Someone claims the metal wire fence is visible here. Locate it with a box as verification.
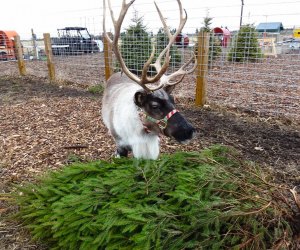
[0,0,299,123]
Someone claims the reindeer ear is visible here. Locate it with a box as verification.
[134,91,147,107]
[163,85,176,94]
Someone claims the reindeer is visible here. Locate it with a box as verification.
[102,0,196,160]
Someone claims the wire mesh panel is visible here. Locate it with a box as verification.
[207,27,300,121]
[0,0,299,122]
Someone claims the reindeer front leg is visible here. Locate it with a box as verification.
[115,143,132,158]
[131,136,160,160]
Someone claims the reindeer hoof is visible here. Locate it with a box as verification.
[116,147,129,157]
[114,151,121,158]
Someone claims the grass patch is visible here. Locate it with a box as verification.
[12,145,296,249]
[87,84,104,95]
[65,153,84,164]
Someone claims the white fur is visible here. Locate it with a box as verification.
[102,73,160,160]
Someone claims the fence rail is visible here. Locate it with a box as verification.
[0,1,299,123]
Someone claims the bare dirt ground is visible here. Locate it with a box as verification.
[1,52,299,124]
[0,75,299,249]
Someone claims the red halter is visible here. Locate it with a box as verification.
[139,109,179,133]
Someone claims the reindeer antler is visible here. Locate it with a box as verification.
[103,0,196,92]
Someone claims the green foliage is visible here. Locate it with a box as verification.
[119,10,152,75]
[208,35,222,62]
[65,153,84,164]
[201,16,213,32]
[195,15,222,62]
[13,145,293,249]
[87,84,104,95]
[228,24,263,62]
[118,11,182,76]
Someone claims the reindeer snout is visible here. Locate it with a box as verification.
[172,123,196,144]
[165,113,196,144]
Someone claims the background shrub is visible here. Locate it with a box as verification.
[228,24,263,62]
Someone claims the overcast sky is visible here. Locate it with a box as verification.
[1,0,299,39]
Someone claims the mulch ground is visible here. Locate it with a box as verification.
[0,75,299,249]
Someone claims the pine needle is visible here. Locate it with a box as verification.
[9,145,298,249]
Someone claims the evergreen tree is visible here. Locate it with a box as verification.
[120,10,152,75]
[195,16,222,62]
[202,16,213,32]
[228,24,262,62]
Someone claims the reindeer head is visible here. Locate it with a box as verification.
[134,86,195,143]
[103,0,196,144]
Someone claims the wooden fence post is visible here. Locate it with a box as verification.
[14,35,26,76]
[43,33,56,81]
[195,31,209,106]
[31,28,38,60]
[103,32,113,81]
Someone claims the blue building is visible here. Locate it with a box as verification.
[256,22,284,33]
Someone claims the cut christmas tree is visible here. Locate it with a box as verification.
[12,146,298,249]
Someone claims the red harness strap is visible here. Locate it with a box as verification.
[166,109,178,120]
[139,109,179,134]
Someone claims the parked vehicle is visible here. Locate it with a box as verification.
[0,30,18,60]
[51,27,99,55]
[276,38,300,52]
[95,40,104,52]
[277,38,299,45]
[175,33,189,48]
[289,39,300,50]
